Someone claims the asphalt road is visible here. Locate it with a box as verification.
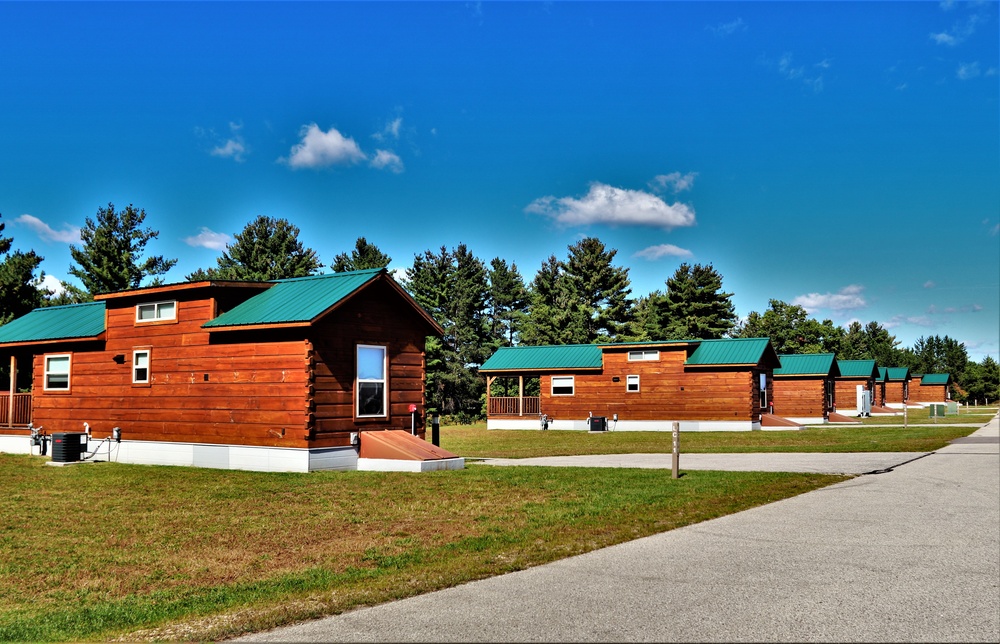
[239,415,1000,642]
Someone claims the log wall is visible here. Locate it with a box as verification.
[772,377,830,418]
[834,378,874,410]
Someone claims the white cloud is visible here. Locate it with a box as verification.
[709,17,746,37]
[184,227,231,251]
[211,138,247,162]
[374,117,403,141]
[649,172,698,194]
[283,123,367,169]
[957,61,981,80]
[923,281,936,289]
[39,274,65,295]
[885,314,935,329]
[791,284,867,312]
[15,214,81,244]
[634,244,693,260]
[370,149,404,173]
[930,11,985,46]
[525,182,697,230]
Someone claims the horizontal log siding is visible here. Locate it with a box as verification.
[884,381,908,404]
[834,378,874,410]
[539,347,759,422]
[771,377,828,418]
[908,381,947,403]
[31,296,311,447]
[309,279,429,445]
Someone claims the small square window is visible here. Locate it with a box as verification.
[627,350,659,361]
[44,354,71,391]
[357,344,387,417]
[626,374,640,392]
[552,376,575,396]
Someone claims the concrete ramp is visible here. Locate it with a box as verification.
[357,430,465,472]
[760,414,804,430]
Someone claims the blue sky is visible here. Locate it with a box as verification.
[1,1,997,361]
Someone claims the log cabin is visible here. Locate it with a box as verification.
[881,366,913,408]
[771,353,839,424]
[0,268,462,472]
[480,338,783,431]
[908,373,951,406]
[833,359,880,416]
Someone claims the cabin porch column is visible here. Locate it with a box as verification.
[518,376,524,416]
[7,355,14,429]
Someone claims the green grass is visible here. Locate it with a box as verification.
[0,454,844,642]
[440,407,996,459]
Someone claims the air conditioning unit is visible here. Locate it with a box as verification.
[51,433,87,463]
[589,416,607,432]
[857,385,872,417]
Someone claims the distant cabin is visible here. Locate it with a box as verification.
[881,367,913,408]
[771,353,840,424]
[834,359,880,415]
[480,338,783,432]
[0,269,462,472]
[909,373,951,406]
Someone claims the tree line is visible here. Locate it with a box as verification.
[1,205,997,413]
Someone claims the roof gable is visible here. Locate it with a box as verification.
[885,367,911,381]
[480,344,603,372]
[202,269,441,333]
[685,338,780,368]
[837,359,878,378]
[0,302,106,346]
[917,373,950,385]
[774,353,839,377]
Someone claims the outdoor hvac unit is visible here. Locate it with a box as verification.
[589,416,608,432]
[856,385,872,417]
[51,433,87,463]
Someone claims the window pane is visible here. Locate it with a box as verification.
[358,382,385,416]
[552,376,574,395]
[627,375,640,392]
[157,301,175,319]
[46,356,70,374]
[137,304,156,320]
[46,374,69,389]
[134,352,149,368]
[357,346,385,380]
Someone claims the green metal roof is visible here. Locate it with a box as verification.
[837,359,878,378]
[684,338,776,366]
[774,353,839,377]
[0,302,106,345]
[885,367,911,381]
[917,373,950,385]
[480,344,603,372]
[204,269,383,328]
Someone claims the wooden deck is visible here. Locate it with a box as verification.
[488,396,540,417]
[0,393,32,427]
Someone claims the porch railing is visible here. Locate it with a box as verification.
[488,396,540,416]
[0,393,32,427]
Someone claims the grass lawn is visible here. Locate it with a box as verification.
[0,454,844,642]
[440,407,996,459]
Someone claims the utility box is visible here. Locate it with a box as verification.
[51,433,87,463]
[589,416,607,432]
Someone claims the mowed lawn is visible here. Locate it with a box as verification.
[0,455,843,642]
[441,408,995,459]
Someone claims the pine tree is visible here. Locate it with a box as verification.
[486,257,529,348]
[0,214,44,324]
[331,237,392,272]
[69,203,177,294]
[520,255,589,345]
[186,215,322,281]
[562,237,634,342]
[655,263,736,340]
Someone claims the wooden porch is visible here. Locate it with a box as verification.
[0,393,32,427]
[485,374,541,417]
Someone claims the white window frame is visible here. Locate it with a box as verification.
[627,349,659,362]
[44,354,72,391]
[133,349,151,385]
[135,300,177,323]
[551,376,575,396]
[356,344,388,418]
[626,374,640,392]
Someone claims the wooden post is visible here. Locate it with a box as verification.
[486,376,493,417]
[518,375,524,417]
[7,356,14,429]
[671,421,680,479]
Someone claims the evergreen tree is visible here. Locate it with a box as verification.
[862,321,903,368]
[0,214,44,324]
[486,257,529,347]
[655,263,736,340]
[41,281,92,307]
[186,215,322,281]
[562,237,634,342]
[520,255,589,345]
[331,237,392,272]
[69,203,177,294]
[962,356,999,405]
[903,335,968,379]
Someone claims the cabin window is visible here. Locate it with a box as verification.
[357,344,387,417]
[551,376,575,396]
[136,301,176,323]
[44,354,71,391]
[133,349,150,384]
[627,350,659,361]
[626,374,640,392]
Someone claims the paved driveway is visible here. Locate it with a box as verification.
[239,416,999,642]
